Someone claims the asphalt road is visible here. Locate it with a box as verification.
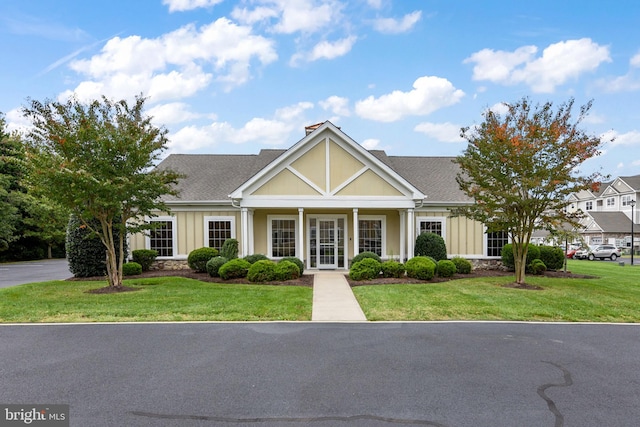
[0,259,72,288]
[1,322,639,427]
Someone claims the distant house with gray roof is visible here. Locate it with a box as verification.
[130,121,507,269]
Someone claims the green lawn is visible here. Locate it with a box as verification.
[352,260,640,322]
[0,277,312,323]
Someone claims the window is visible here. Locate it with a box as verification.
[487,231,509,257]
[149,219,175,257]
[586,201,593,211]
[359,216,385,256]
[205,217,235,251]
[418,217,445,238]
[269,217,296,258]
[606,197,615,207]
[622,195,633,206]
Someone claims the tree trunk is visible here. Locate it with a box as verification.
[513,241,528,285]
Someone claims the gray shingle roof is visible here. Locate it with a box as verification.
[620,174,640,191]
[158,147,470,204]
[586,211,638,233]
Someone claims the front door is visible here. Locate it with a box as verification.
[318,219,338,269]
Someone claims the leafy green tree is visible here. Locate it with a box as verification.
[453,97,606,285]
[23,95,181,289]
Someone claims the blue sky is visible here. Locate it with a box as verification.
[2,0,640,177]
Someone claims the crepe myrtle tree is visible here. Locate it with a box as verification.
[23,94,181,289]
[452,97,607,285]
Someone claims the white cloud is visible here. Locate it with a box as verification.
[355,75,465,122]
[366,0,383,9]
[4,108,32,134]
[233,0,343,34]
[361,138,380,149]
[274,102,315,121]
[162,0,223,12]
[601,129,640,146]
[66,18,277,102]
[319,96,351,116]
[414,122,464,143]
[146,102,211,126]
[487,102,510,115]
[630,52,640,68]
[464,38,611,93]
[307,36,357,62]
[373,11,422,34]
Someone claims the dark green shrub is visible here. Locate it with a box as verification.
[219,258,251,279]
[380,260,405,278]
[187,247,219,273]
[132,249,158,272]
[451,257,473,274]
[66,214,127,278]
[122,262,142,276]
[247,260,277,282]
[206,256,228,277]
[244,253,269,264]
[274,260,300,281]
[528,259,547,275]
[349,258,382,281]
[539,246,564,270]
[220,238,239,260]
[414,232,447,261]
[437,260,457,277]
[280,257,304,274]
[352,251,382,265]
[501,243,541,270]
[405,256,436,280]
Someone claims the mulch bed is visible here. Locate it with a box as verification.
[71,268,596,292]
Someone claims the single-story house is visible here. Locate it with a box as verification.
[129,121,507,269]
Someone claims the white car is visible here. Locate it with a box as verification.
[586,244,622,261]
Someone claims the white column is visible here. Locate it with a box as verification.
[298,208,304,261]
[407,208,414,259]
[241,207,249,257]
[248,210,254,255]
[399,210,406,262]
[353,208,359,256]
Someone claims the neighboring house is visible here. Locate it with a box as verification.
[129,121,508,269]
[567,174,639,249]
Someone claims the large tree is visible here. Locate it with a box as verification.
[0,114,21,251]
[453,97,607,285]
[23,95,181,289]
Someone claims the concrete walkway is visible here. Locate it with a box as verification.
[311,271,367,321]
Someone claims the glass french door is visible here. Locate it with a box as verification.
[318,219,338,269]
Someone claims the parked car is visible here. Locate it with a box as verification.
[586,244,622,261]
[574,246,591,260]
[565,248,577,259]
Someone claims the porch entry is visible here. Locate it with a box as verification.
[308,216,346,269]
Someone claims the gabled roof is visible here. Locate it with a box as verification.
[583,211,638,233]
[619,174,640,191]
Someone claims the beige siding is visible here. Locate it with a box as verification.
[329,139,364,192]
[336,170,404,196]
[290,141,326,190]
[251,169,321,196]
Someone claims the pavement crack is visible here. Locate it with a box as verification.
[130,411,450,426]
[537,361,573,427]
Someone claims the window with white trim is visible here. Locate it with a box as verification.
[205,216,235,251]
[417,217,445,237]
[358,216,385,256]
[586,201,593,211]
[622,195,633,206]
[269,216,297,258]
[606,197,615,207]
[149,219,175,257]
[487,231,509,257]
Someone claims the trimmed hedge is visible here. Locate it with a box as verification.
[539,246,564,270]
[352,251,382,265]
[501,243,541,270]
[451,257,472,274]
[436,260,457,278]
[220,238,239,260]
[219,258,251,279]
[244,253,269,264]
[280,257,304,274]
[414,232,447,261]
[380,260,405,278]
[247,260,276,282]
[122,262,142,276]
[528,259,547,275]
[188,247,219,273]
[206,256,228,277]
[274,260,300,281]
[132,249,158,272]
[405,256,436,281]
[349,258,382,281]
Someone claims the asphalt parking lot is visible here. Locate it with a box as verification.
[0,259,72,288]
